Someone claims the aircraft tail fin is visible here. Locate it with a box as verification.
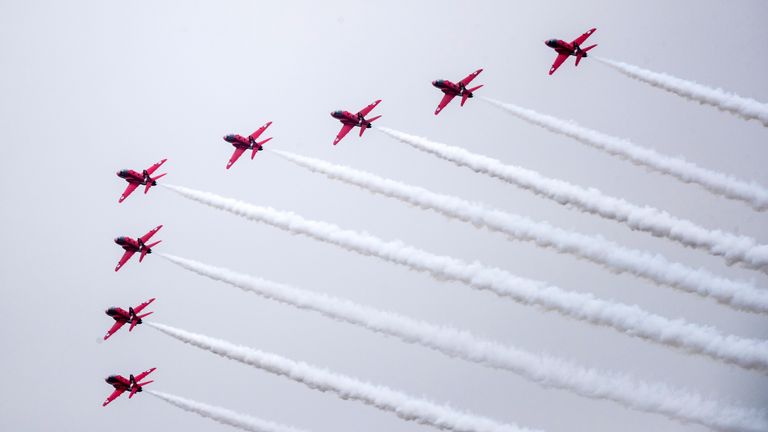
[137,311,153,319]
[575,44,597,66]
[253,137,272,159]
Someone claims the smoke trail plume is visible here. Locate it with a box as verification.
[595,57,768,128]
[481,97,768,211]
[272,149,768,314]
[376,127,768,273]
[161,253,768,432]
[148,322,536,432]
[162,183,768,372]
[149,390,310,432]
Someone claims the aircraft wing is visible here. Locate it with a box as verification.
[145,158,167,176]
[115,250,135,272]
[139,225,163,243]
[356,99,381,117]
[571,28,596,46]
[133,298,156,315]
[458,69,483,86]
[434,93,456,115]
[249,121,272,140]
[102,388,126,407]
[333,124,355,145]
[134,367,157,382]
[549,53,569,75]
[104,321,126,340]
[226,147,247,169]
[118,183,140,204]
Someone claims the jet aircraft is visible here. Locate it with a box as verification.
[545,28,597,75]
[330,100,382,145]
[432,69,483,115]
[223,121,273,169]
[103,298,155,340]
[117,159,167,203]
[103,367,156,407]
[114,225,162,272]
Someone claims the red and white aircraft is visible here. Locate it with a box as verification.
[103,367,156,407]
[223,121,273,169]
[432,69,483,115]
[330,100,382,145]
[116,159,167,203]
[114,225,162,272]
[104,298,155,340]
[545,28,597,75]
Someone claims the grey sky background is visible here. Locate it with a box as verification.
[1,1,767,431]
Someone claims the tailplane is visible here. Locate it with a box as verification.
[144,173,167,193]
[359,115,382,137]
[252,137,272,159]
[575,44,597,66]
[139,241,161,262]
[461,85,483,106]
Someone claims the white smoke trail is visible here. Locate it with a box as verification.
[481,97,768,211]
[272,149,768,314]
[148,322,537,432]
[149,390,310,432]
[161,253,768,432]
[376,127,768,273]
[162,183,768,372]
[595,57,768,128]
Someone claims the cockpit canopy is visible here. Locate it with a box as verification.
[332,110,343,116]
[114,236,126,243]
[546,39,559,47]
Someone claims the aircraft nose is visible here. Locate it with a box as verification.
[432,80,438,87]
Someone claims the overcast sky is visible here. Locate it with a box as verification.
[1,1,767,431]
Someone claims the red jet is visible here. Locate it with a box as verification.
[104,298,155,340]
[223,121,273,169]
[114,225,162,272]
[117,159,168,203]
[103,367,156,407]
[330,100,382,145]
[432,69,483,115]
[545,28,597,75]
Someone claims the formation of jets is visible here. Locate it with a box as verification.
[104,27,597,407]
